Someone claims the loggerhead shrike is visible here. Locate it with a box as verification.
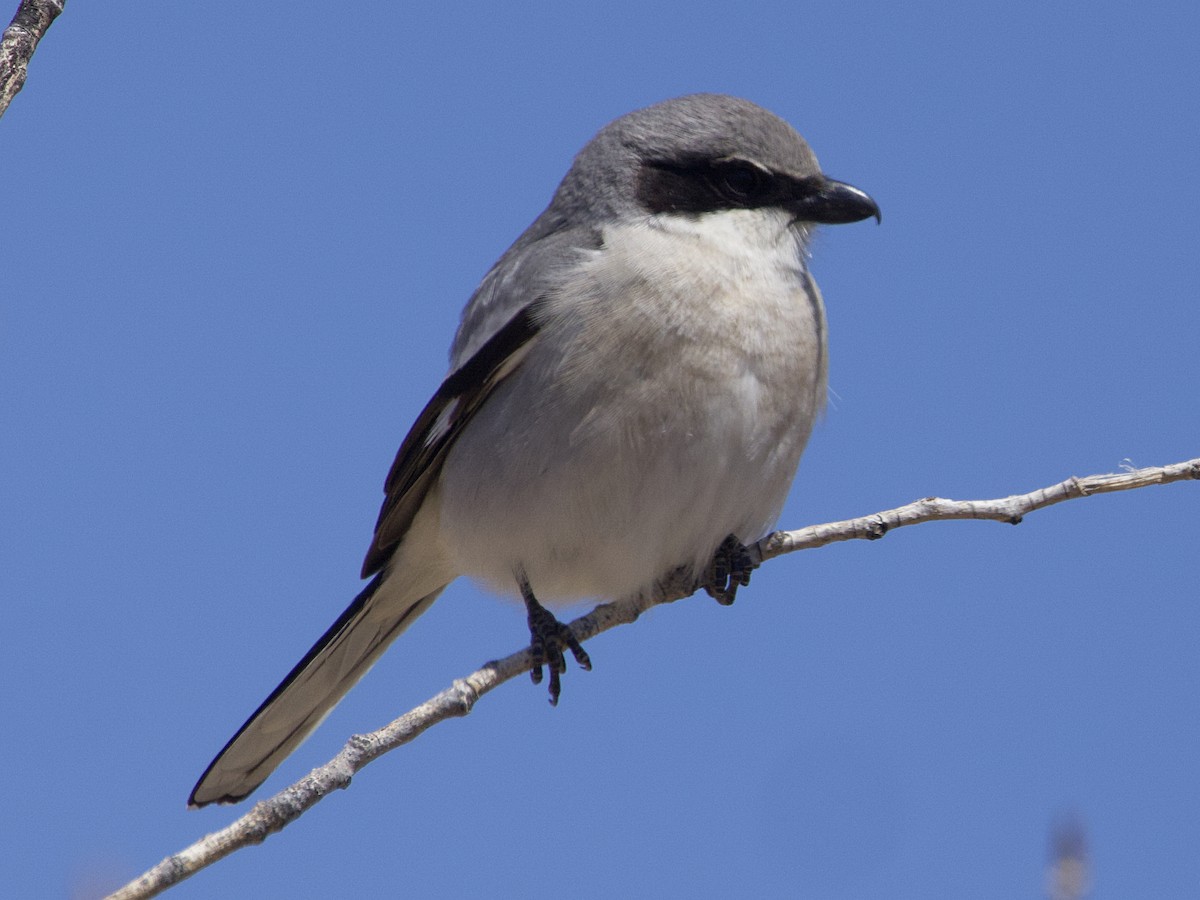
[189,93,879,807]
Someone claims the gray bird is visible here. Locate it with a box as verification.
[189,93,879,807]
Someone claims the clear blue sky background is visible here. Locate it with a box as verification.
[4,3,1198,898]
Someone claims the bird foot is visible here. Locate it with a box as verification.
[704,534,756,605]
[519,573,591,705]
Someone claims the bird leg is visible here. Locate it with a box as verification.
[517,569,592,705]
[704,534,756,605]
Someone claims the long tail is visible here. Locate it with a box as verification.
[189,575,447,807]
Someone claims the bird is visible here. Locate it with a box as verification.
[188,93,879,808]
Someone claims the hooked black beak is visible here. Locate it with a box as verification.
[788,176,881,225]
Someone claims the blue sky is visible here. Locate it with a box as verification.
[4,3,1198,898]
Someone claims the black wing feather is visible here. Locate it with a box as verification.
[360,306,541,577]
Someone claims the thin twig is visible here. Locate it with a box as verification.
[759,456,1200,559]
[104,457,1199,900]
[0,0,65,119]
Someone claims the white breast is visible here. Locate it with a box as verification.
[438,208,827,605]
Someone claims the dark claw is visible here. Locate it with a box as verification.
[704,534,757,606]
[519,570,592,705]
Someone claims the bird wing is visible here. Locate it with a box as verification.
[361,303,542,577]
[188,304,543,807]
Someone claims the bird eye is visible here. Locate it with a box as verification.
[713,162,767,203]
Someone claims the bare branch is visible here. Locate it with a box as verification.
[0,0,65,120]
[1046,817,1091,900]
[760,456,1200,559]
[104,457,1199,900]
